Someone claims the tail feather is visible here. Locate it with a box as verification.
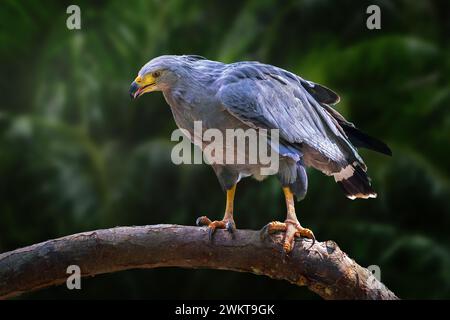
[342,125,392,156]
[334,163,377,200]
[322,104,392,156]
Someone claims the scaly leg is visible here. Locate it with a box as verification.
[196,184,236,240]
[261,187,315,252]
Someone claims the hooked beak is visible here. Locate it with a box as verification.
[129,81,140,99]
[129,76,157,99]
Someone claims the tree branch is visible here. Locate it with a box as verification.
[0,224,398,300]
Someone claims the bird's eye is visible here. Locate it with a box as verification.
[152,71,161,78]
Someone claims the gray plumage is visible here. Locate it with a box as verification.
[132,55,391,200]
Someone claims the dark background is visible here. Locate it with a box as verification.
[0,0,449,299]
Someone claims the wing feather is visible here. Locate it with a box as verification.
[216,63,363,166]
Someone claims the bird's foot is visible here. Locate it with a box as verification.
[260,219,315,253]
[196,216,236,240]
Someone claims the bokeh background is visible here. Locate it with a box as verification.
[1,0,449,299]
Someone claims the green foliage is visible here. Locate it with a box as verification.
[0,0,449,299]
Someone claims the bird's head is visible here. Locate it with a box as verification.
[129,55,189,99]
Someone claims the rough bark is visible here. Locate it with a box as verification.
[0,224,398,300]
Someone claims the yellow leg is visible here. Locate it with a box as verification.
[196,184,237,239]
[261,187,315,252]
[283,187,298,225]
[223,184,236,221]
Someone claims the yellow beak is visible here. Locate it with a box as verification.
[129,75,157,99]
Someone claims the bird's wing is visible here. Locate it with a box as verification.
[216,63,362,165]
[298,78,340,106]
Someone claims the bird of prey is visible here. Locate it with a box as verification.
[129,55,391,252]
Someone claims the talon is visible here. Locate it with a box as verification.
[260,221,287,241]
[283,241,292,253]
[259,224,269,241]
[261,220,315,253]
[226,221,236,239]
[260,220,288,241]
[196,216,235,241]
[295,227,316,249]
[208,225,217,241]
[309,236,316,249]
[225,220,236,234]
[281,246,289,262]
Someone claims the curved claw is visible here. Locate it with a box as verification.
[308,233,316,249]
[225,220,236,238]
[259,224,269,241]
[260,221,288,242]
[281,246,289,262]
[208,225,217,241]
[295,227,316,249]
